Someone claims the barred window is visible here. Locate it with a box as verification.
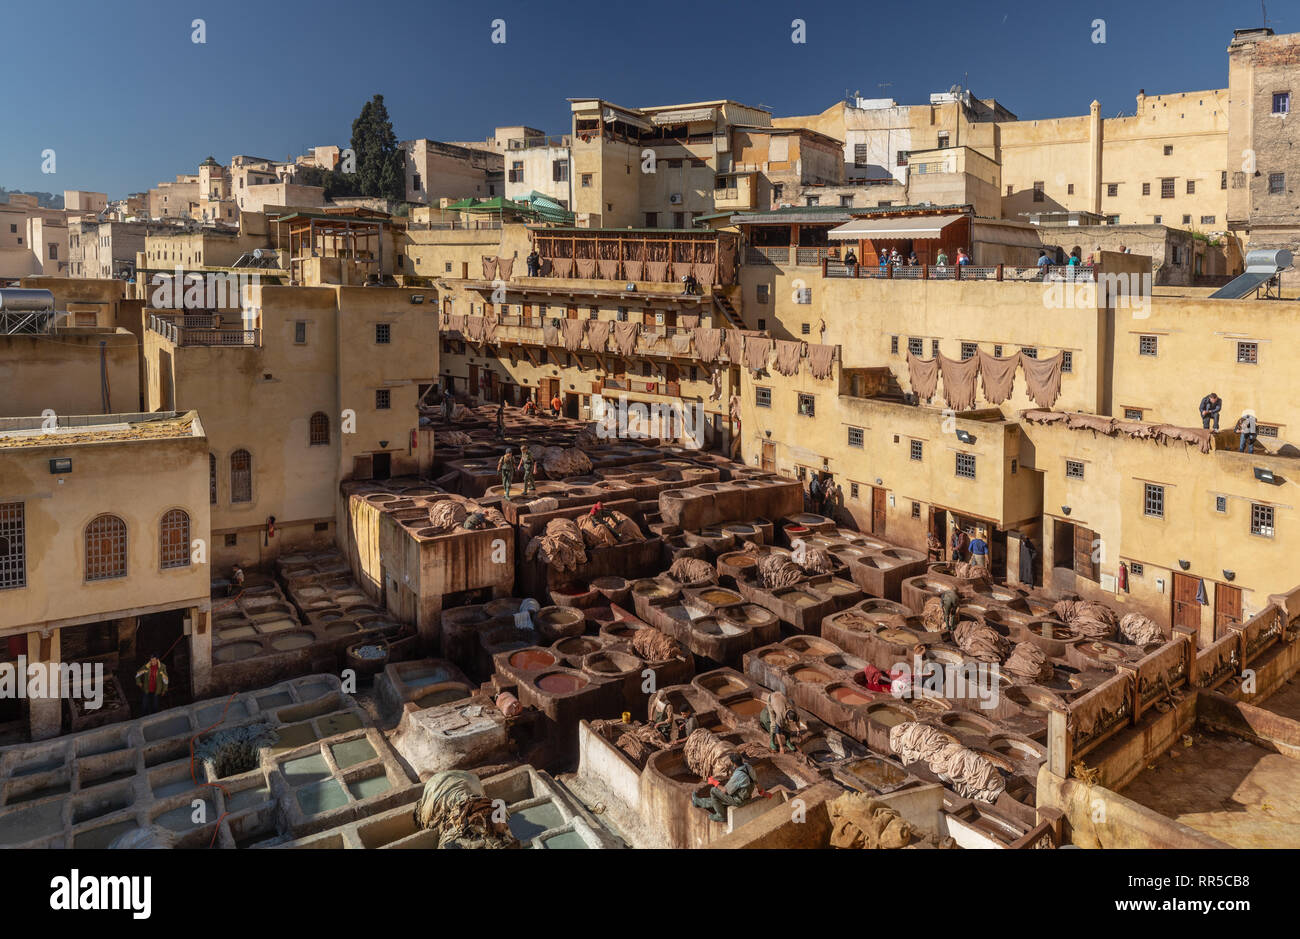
[955,453,975,479]
[209,453,217,505]
[375,323,391,344]
[230,450,252,503]
[375,389,391,409]
[755,387,771,408]
[911,501,921,519]
[910,440,923,461]
[850,482,859,499]
[0,502,26,589]
[1139,335,1158,356]
[1215,495,1227,513]
[960,342,977,360]
[890,336,899,355]
[1021,347,1037,359]
[931,339,940,357]
[907,337,923,357]
[309,412,330,446]
[1065,460,1084,480]
[1144,483,1164,519]
[1237,341,1258,364]
[85,514,127,581]
[847,426,864,448]
[1124,408,1144,421]
[797,393,816,417]
[1061,351,1073,372]
[1130,562,1144,576]
[160,509,190,569]
[1252,503,1275,537]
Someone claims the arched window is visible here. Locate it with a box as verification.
[160,509,190,569]
[230,450,252,503]
[85,514,127,581]
[209,453,217,505]
[309,412,330,446]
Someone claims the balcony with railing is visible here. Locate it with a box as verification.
[148,312,259,347]
[822,261,1098,282]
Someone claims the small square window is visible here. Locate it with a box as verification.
[801,323,811,335]
[224,533,238,547]
[1144,483,1164,518]
[755,386,771,408]
[1215,495,1227,513]
[1237,341,1258,364]
[314,522,330,532]
[444,262,452,273]
[907,337,923,357]
[1061,351,1074,372]
[1272,92,1290,115]
[931,339,939,357]
[847,427,864,448]
[375,389,391,409]
[1142,182,1151,196]
[1252,503,1275,537]
[960,342,977,360]
[1067,183,1075,195]
[756,285,769,303]
[757,318,766,331]
[993,344,1003,357]
[375,323,391,344]
[1021,347,1037,359]
[1129,562,1144,577]
[581,174,593,187]
[1163,145,1173,156]
[909,440,923,461]
[1065,460,1084,480]
[1221,170,1228,190]
[797,393,816,417]
[1161,177,1175,198]
[1139,335,1158,356]
[1182,214,1191,225]
[1269,173,1286,194]
[1107,183,1118,197]
[1124,408,1144,421]
[955,453,975,479]
[1186,179,1196,195]
[911,502,921,519]
[1032,181,1045,202]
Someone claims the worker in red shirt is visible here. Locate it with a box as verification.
[135,655,169,716]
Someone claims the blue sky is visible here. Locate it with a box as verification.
[0,0,1279,198]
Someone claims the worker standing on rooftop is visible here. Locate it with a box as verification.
[495,399,505,439]
[518,443,536,496]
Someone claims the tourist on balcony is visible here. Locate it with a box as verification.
[1235,410,1258,453]
[956,248,970,266]
[843,247,858,268]
[526,247,540,276]
[1199,392,1222,431]
[681,272,700,295]
[1036,249,1052,280]
[908,251,919,266]
[878,253,889,273]
[1068,248,1082,267]
[936,249,949,267]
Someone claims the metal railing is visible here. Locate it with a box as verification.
[821,261,1097,283]
[148,313,258,347]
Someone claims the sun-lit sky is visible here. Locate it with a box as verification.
[0,0,1279,198]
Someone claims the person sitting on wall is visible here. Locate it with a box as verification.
[1199,391,1222,431]
[691,752,758,823]
[758,689,804,752]
[135,655,169,716]
[681,272,700,296]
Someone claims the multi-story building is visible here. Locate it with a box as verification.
[501,128,573,208]
[400,138,504,205]
[68,218,150,279]
[1227,27,1300,283]
[0,194,68,278]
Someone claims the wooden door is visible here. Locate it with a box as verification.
[1214,583,1242,638]
[1172,573,1202,633]
[1073,524,1099,582]
[468,364,479,397]
[566,305,578,319]
[761,441,776,472]
[871,487,887,535]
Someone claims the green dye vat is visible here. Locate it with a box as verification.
[256,692,293,710]
[507,801,564,840]
[296,779,347,816]
[155,797,215,832]
[541,830,589,849]
[0,800,65,845]
[195,700,248,727]
[282,753,330,786]
[225,785,270,812]
[347,775,391,800]
[295,681,333,701]
[270,722,318,753]
[73,819,139,849]
[316,712,363,737]
[330,738,376,769]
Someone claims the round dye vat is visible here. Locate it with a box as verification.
[848,758,908,789]
[632,580,674,598]
[335,593,368,606]
[786,637,837,656]
[829,685,875,707]
[693,618,745,637]
[536,672,588,694]
[698,588,742,606]
[727,696,766,718]
[877,628,917,645]
[213,641,261,664]
[555,636,601,657]
[297,586,325,598]
[779,591,819,608]
[791,667,834,684]
[760,649,800,668]
[255,618,297,634]
[218,626,257,641]
[324,622,358,637]
[484,598,525,617]
[865,703,915,728]
[509,649,557,671]
[270,631,316,652]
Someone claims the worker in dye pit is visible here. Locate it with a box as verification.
[807,472,824,515]
[442,388,455,423]
[518,444,536,496]
[940,589,960,637]
[949,527,969,562]
[691,752,757,823]
[495,399,506,439]
[497,448,517,500]
[227,564,245,597]
[926,531,944,563]
[588,500,622,542]
[135,655,169,716]
[759,690,804,752]
[967,530,989,567]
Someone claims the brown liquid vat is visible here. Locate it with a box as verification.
[535,672,590,695]
[509,649,558,671]
[827,683,876,707]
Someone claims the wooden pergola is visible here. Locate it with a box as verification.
[278,211,387,284]
[531,227,739,285]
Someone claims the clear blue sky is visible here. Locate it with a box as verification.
[0,0,1280,198]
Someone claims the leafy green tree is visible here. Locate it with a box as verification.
[349,94,404,202]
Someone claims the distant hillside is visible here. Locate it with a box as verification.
[0,186,64,209]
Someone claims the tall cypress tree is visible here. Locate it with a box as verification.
[350,94,404,202]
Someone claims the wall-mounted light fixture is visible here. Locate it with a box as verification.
[1254,466,1277,484]
[379,440,389,449]
[410,294,424,304]
[1223,570,1235,581]
[48,458,72,474]
[875,478,883,485]
[1061,506,1071,515]
[1178,559,1191,570]
[764,430,771,437]
[955,429,974,444]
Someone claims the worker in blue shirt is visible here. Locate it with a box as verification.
[691,752,757,823]
[968,533,990,567]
